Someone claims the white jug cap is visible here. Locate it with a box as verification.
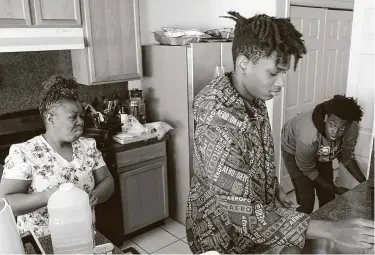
[60,183,75,191]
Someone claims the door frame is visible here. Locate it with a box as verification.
[273,0,354,185]
[290,0,354,10]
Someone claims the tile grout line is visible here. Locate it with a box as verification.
[121,240,148,254]
[130,227,166,252]
[131,238,155,254]
[150,239,181,254]
[131,227,183,254]
[133,242,149,254]
[159,226,187,240]
[180,237,188,244]
[159,222,186,238]
[131,224,187,253]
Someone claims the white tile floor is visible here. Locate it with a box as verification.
[121,191,318,254]
[120,219,191,254]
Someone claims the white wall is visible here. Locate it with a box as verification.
[337,0,374,188]
[132,0,278,123]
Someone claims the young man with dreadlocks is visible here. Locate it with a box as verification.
[281,95,366,214]
[185,12,374,254]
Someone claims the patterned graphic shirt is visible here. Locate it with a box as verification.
[2,136,106,238]
[281,109,359,179]
[186,74,310,254]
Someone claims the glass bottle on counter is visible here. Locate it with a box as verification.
[138,100,147,124]
[130,100,139,120]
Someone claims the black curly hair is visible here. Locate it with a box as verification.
[222,12,307,70]
[39,75,80,119]
[324,95,363,122]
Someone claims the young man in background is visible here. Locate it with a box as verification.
[281,95,365,214]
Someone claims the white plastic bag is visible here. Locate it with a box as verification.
[144,121,173,140]
[121,115,147,135]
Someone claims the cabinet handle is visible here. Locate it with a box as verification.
[221,65,225,74]
[215,66,221,77]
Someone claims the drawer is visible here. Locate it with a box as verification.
[116,142,166,168]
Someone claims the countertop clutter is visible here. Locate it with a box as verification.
[112,133,169,152]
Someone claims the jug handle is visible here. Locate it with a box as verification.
[0,197,9,212]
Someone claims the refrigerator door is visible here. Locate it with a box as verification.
[191,43,221,97]
[221,42,234,74]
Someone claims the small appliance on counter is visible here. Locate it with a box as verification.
[128,89,147,124]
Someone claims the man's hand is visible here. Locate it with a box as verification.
[89,190,99,206]
[275,184,298,209]
[331,218,374,249]
[333,186,350,195]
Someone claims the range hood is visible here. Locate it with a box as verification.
[0,27,85,53]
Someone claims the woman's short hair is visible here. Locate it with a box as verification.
[39,75,80,119]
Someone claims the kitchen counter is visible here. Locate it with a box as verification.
[310,178,374,221]
[24,232,123,254]
[267,179,374,254]
[111,133,169,153]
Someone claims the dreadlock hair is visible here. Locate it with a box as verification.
[39,75,80,120]
[222,11,307,70]
[324,95,363,122]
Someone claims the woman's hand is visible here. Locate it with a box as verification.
[331,218,374,249]
[91,166,114,205]
[42,186,59,203]
[89,190,99,206]
[275,184,298,209]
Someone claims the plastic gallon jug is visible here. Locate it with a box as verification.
[0,198,25,254]
[48,183,93,254]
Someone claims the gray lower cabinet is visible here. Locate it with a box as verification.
[117,143,168,235]
[96,141,169,245]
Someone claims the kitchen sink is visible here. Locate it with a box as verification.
[279,239,374,254]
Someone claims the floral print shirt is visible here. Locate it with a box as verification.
[1,135,106,238]
[186,73,310,254]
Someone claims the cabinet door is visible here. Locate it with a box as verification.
[320,9,353,100]
[30,0,81,26]
[0,0,31,25]
[119,159,168,235]
[191,43,221,96]
[221,42,234,73]
[73,0,142,84]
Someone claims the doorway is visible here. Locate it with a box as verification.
[276,4,354,192]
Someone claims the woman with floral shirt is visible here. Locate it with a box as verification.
[0,75,114,238]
